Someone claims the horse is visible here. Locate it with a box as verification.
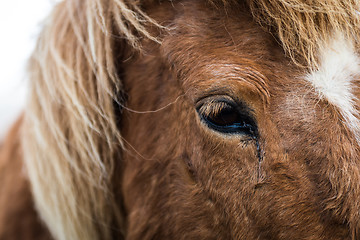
[1,0,360,239]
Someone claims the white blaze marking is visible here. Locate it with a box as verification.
[306,34,360,141]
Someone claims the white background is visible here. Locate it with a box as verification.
[0,0,60,139]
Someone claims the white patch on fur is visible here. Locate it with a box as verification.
[306,35,360,141]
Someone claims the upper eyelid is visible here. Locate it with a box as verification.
[196,95,254,118]
[196,95,235,109]
[197,101,232,117]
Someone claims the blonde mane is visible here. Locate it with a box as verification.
[23,0,360,239]
[248,0,360,68]
[24,0,155,239]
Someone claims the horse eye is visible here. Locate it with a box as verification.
[197,99,257,136]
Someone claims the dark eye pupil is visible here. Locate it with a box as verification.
[207,107,239,126]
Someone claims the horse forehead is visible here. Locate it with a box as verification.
[159,1,280,61]
[159,3,287,89]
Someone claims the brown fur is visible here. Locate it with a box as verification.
[0,117,51,239]
[1,0,360,239]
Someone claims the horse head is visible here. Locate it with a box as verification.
[19,0,360,239]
